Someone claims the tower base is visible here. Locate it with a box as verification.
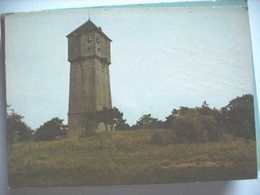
[68,113,112,136]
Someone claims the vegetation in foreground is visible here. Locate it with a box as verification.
[8,129,257,188]
[6,94,257,187]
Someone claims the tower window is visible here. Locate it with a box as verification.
[87,36,93,43]
[96,37,100,44]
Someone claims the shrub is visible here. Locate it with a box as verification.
[34,118,67,141]
[6,106,33,144]
[221,94,255,139]
[239,120,254,141]
[202,116,223,141]
[132,114,165,129]
[115,123,131,131]
[173,109,208,143]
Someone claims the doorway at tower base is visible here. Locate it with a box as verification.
[96,122,112,132]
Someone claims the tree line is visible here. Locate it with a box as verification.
[130,94,255,142]
[6,94,256,143]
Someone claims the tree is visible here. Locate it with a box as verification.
[166,107,189,119]
[80,107,130,134]
[99,107,131,131]
[34,118,67,141]
[100,107,124,131]
[241,120,254,141]
[198,101,222,122]
[173,109,208,143]
[169,106,223,142]
[165,109,177,128]
[110,107,130,130]
[115,121,130,130]
[165,107,192,129]
[6,105,33,144]
[132,114,164,129]
[202,116,223,142]
[221,94,255,139]
[201,100,209,108]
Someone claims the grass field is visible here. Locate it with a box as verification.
[8,129,257,188]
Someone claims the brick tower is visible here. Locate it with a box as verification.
[67,19,112,136]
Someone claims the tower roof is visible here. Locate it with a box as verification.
[66,20,112,42]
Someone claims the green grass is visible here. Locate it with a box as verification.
[8,129,257,188]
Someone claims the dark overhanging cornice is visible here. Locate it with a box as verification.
[68,55,111,65]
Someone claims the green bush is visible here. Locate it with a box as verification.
[239,120,254,141]
[6,106,33,144]
[202,116,223,142]
[221,94,255,139]
[173,110,208,143]
[115,123,131,130]
[171,108,224,143]
[34,118,67,141]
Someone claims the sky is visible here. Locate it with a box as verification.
[4,6,254,129]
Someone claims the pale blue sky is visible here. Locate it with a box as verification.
[5,6,253,129]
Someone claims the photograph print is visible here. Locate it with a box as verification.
[3,3,257,188]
